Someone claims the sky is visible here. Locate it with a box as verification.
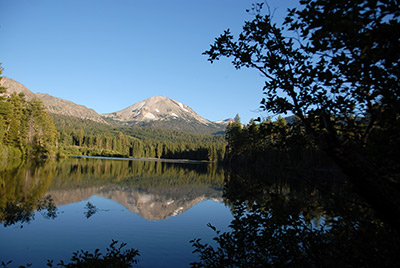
[0,0,300,123]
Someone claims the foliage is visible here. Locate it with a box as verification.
[45,240,139,268]
[205,0,400,142]
[26,98,59,156]
[225,115,318,167]
[191,173,400,267]
[1,240,139,268]
[204,0,400,230]
[84,201,98,219]
[0,196,56,227]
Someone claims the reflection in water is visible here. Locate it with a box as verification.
[6,157,398,266]
[1,195,56,227]
[84,201,98,219]
[0,159,57,227]
[0,157,229,267]
[192,168,400,267]
[0,157,225,224]
[48,158,225,220]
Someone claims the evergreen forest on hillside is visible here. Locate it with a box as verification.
[0,81,58,159]
[53,114,227,161]
[0,67,227,161]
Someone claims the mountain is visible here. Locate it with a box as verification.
[36,93,107,124]
[214,118,234,126]
[0,77,107,124]
[102,96,227,134]
[1,77,228,134]
[0,76,37,100]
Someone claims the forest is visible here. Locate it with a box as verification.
[54,114,226,161]
[0,82,58,159]
[0,70,226,162]
[224,114,317,168]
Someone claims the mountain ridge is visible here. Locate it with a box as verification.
[0,77,107,124]
[0,77,230,134]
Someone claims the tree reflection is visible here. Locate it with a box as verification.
[84,201,98,219]
[1,158,225,226]
[47,158,225,221]
[46,240,139,268]
[48,158,224,189]
[1,240,139,268]
[0,159,58,227]
[191,171,400,267]
[1,196,57,227]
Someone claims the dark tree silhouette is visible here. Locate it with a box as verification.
[204,0,400,230]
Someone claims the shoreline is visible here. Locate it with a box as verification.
[71,155,212,164]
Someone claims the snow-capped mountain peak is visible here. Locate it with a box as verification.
[102,96,211,125]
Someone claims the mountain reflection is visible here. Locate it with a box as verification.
[48,184,222,220]
[0,158,225,224]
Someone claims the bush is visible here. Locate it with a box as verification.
[1,240,139,268]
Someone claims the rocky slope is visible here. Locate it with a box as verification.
[0,77,107,124]
[36,93,107,124]
[0,76,37,100]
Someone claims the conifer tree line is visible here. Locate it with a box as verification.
[0,68,58,158]
[0,65,226,161]
[224,114,317,168]
[56,125,226,161]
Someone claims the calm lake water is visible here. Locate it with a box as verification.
[2,156,399,267]
[0,157,233,267]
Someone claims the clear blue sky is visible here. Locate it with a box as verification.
[0,0,299,123]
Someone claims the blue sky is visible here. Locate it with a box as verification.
[0,0,299,123]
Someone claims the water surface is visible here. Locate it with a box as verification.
[0,158,233,267]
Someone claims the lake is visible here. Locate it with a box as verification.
[0,157,232,267]
[1,156,399,267]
